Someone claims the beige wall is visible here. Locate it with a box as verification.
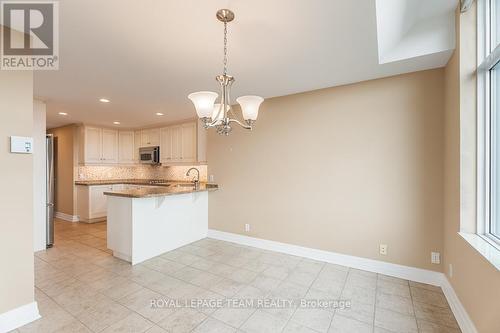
[443,4,500,333]
[47,125,78,216]
[0,32,35,313]
[208,69,445,271]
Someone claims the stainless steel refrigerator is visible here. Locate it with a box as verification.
[46,134,54,248]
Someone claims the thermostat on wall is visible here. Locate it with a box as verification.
[10,136,33,154]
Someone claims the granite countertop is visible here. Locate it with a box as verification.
[75,179,173,186]
[103,183,218,198]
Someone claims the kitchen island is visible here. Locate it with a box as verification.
[104,183,217,265]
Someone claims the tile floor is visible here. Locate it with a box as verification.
[13,219,461,333]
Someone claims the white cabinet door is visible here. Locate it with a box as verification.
[141,129,160,146]
[140,130,148,146]
[85,127,102,163]
[89,185,112,218]
[102,129,119,163]
[149,129,160,146]
[171,125,182,162]
[160,127,172,163]
[118,131,135,163]
[181,122,196,162]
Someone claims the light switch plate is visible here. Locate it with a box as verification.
[10,136,33,154]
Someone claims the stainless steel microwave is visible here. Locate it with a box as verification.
[139,146,160,164]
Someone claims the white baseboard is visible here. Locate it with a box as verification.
[207,229,478,333]
[208,229,443,285]
[0,302,40,333]
[55,211,79,222]
[439,276,478,333]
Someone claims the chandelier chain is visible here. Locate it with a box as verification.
[223,21,228,76]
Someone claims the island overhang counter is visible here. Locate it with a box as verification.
[104,183,217,265]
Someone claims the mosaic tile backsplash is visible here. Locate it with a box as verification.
[78,165,208,182]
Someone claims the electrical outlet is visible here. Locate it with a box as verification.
[449,263,453,278]
[431,252,441,264]
[379,244,387,255]
[209,175,215,182]
[245,224,250,232]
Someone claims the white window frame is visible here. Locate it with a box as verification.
[477,0,500,248]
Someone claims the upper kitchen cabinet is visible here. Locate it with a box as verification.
[171,125,182,162]
[84,126,102,163]
[79,120,206,166]
[160,126,173,162]
[140,128,160,147]
[181,122,196,162]
[160,121,206,165]
[102,129,119,161]
[80,126,119,164]
[118,131,135,163]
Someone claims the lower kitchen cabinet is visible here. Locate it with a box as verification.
[76,184,158,222]
[76,184,118,223]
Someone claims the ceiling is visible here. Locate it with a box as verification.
[34,0,458,129]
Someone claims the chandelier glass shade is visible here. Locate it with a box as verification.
[188,91,218,119]
[188,9,263,136]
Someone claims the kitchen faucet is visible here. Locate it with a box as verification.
[186,167,200,188]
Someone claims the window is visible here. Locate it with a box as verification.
[479,0,500,244]
[491,64,500,241]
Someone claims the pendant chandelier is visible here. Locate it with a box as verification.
[188,9,264,136]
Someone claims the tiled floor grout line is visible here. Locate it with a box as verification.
[278,258,325,333]
[409,282,420,333]
[235,259,293,332]
[372,275,379,333]
[325,266,349,333]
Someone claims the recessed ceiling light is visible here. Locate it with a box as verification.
[58,112,68,116]
[99,98,110,103]
[113,121,120,125]
[156,112,164,116]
